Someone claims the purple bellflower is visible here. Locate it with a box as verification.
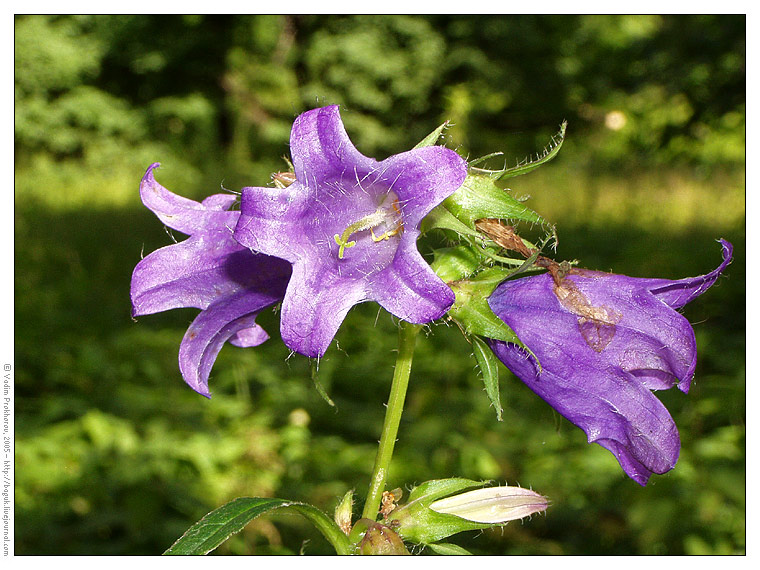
[234,105,468,357]
[131,163,291,397]
[487,239,733,485]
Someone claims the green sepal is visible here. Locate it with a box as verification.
[406,478,486,504]
[467,151,505,168]
[471,335,503,421]
[442,171,545,229]
[448,268,523,344]
[420,203,481,237]
[427,542,473,555]
[430,246,484,284]
[446,267,542,371]
[310,360,336,408]
[389,478,491,544]
[164,497,352,555]
[413,120,450,149]
[470,121,567,180]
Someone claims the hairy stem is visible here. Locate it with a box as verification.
[361,321,421,521]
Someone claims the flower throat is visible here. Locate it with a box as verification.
[333,193,403,259]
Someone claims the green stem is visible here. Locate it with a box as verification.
[361,321,421,521]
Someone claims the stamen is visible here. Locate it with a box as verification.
[333,195,403,259]
[371,226,402,242]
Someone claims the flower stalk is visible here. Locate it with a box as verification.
[361,321,421,521]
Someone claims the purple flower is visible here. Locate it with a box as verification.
[234,105,467,357]
[487,240,733,485]
[131,163,291,397]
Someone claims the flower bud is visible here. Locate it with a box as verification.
[356,520,410,555]
[429,485,549,524]
[272,170,296,188]
[334,490,354,535]
[390,478,497,544]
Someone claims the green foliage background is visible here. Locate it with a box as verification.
[14,15,744,555]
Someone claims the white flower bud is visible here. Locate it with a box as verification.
[429,485,548,524]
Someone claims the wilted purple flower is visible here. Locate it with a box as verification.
[131,163,291,397]
[234,105,467,357]
[487,239,733,485]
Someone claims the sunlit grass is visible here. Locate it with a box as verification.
[509,162,744,233]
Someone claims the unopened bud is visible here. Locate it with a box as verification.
[272,171,296,188]
[334,490,354,535]
[358,520,410,555]
[429,485,548,524]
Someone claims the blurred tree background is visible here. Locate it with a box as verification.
[14,15,744,555]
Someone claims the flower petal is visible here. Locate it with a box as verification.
[290,105,378,185]
[131,235,261,316]
[547,269,699,392]
[279,263,369,357]
[488,341,679,485]
[228,326,270,348]
[648,238,733,309]
[370,238,456,323]
[139,163,236,235]
[178,287,283,397]
[235,183,313,263]
[429,485,549,524]
[377,145,468,227]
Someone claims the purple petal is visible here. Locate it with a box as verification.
[235,184,312,264]
[488,341,679,486]
[235,105,467,357]
[290,105,378,186]
[377,145,469,227]
[487,240,732,485]
[201,193,238,211]
[139,163,237,235]
[132,235,258,315]
[228,326,270,348]
[648,238,733,309]
[279,263,369,358]
[370,238,456,323]
[179,287,284,398]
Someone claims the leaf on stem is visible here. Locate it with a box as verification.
[164,497,351,555]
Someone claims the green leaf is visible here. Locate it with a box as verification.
[427,542,473,555]
[164,497,352,555]
[471,336,502,421]
[413,120,450,149]
[470,121,567,180]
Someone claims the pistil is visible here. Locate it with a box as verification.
[333,195,403,259]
